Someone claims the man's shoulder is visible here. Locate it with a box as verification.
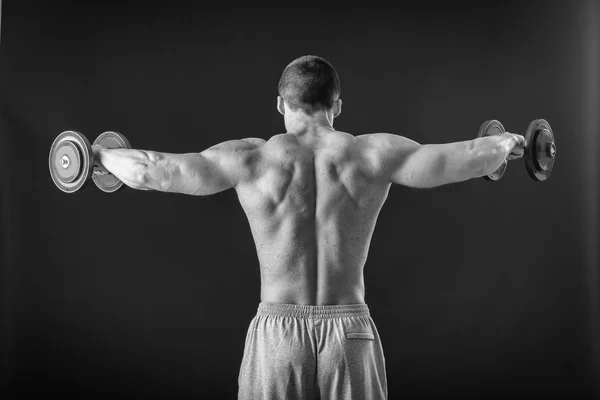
[240,137,268,146]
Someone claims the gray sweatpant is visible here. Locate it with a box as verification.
[238,302,387,400]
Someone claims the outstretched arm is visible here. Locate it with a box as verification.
[93,138,265,195]
[358,132,524,188]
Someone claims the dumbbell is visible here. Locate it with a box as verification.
[477,119,556,182]
[49,130,131,193]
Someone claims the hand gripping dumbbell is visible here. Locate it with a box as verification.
[477,119,556,182]
[49,130,131,193]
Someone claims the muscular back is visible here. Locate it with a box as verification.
[234,131,391,305]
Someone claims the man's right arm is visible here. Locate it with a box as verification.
[358,132,524,188]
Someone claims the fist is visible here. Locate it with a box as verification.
[507,133,525,160]
[92,145,108,175]
[93,160,108,176]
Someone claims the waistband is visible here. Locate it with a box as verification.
[257,302,370,319]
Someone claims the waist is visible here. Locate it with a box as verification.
[257,302,370,319]
[260,277,365,306]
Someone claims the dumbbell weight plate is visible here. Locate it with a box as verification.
[92,131,132,193]
[478,120,508,181]
[525,119,556,182]
[49,131,93,193]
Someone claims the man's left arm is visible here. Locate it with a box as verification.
[93,138,265,195]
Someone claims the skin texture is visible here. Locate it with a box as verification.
[94,97,524,306]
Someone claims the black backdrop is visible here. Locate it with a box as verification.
[1,0,599,398]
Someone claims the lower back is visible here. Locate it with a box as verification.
[261,278,366,305]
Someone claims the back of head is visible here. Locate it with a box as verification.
[278,55,341,115]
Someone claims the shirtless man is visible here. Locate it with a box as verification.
[92,55,525,399]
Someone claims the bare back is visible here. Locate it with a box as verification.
[234,131,391,305]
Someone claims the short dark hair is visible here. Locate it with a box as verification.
[278,55,341,115]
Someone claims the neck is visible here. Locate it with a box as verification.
[285,110,335,136]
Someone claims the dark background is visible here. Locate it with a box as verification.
[1,0,599,398]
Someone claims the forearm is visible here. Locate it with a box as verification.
[469,133,518,178]
[94,147,157,190]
